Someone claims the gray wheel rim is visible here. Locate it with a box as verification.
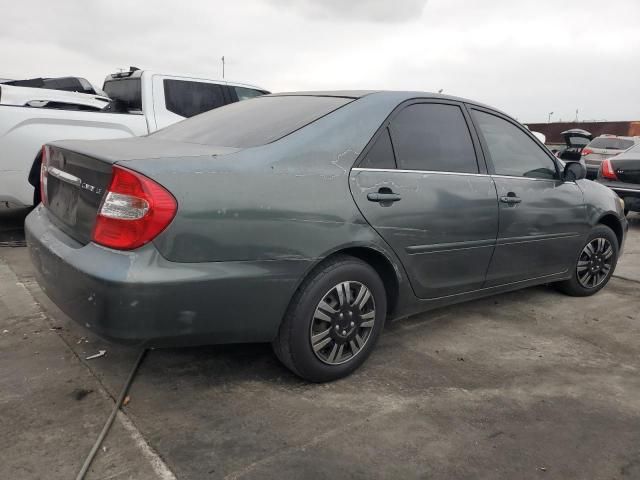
[577,237,613,289]
[310,281,376,366]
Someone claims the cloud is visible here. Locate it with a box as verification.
[0,0,638,122]
[266,0,428,23]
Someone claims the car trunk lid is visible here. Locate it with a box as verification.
[561,129,593,149]
[610,157,640,184]
[42,137,239,245]
[43,146,112,244]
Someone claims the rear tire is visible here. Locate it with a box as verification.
[273,255,386,382]
[556,225,618,297]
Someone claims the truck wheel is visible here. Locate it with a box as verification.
[273,255,386,382]
[556,225,619,297]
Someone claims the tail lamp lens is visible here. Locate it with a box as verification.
[581,148,593,156]
[92,166,177,250]
[600,159,618,180]
[40,145,49,206]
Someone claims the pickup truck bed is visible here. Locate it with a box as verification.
[1,68,267,208]
[1,105,148,207]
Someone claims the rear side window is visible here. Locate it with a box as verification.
[164,79,225,118]
[588,137,635,151]
[151,95,352,148]
[103,78,142,111]
[472,110,557,180]
[234,86,266,101]
[360,128,396,169]
[389,103,478,173]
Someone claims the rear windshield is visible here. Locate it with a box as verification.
[588,137,635,150]
[103,78,142,111]
[567,136,590,147]
[150,95,352,148]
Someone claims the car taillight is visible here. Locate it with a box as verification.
[581,148,593,156]
[40,145,49,206]
[600,158,618,180]
[92,166,177,250]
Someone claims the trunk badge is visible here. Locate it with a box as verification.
[81,182,103,195]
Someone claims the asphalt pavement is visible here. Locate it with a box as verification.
[1,209,639,479]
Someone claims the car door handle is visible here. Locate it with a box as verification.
[500,194,522,204]
[367,192,402,202]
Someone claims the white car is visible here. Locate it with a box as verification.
[0,68,268,208]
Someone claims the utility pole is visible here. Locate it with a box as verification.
[548,111,553,123]
[221,56,225,79]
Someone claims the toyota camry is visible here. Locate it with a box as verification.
[26,91,628,382]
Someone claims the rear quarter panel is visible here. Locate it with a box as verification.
[122,93,407,265]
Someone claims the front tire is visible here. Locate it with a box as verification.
[556,225,618,297]
[273,255,387,382]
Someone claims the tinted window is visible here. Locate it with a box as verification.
[360,128,396,169]
[588,137,635,150]
[234,86,265,101]
[164,79,225,118]
[103,78,142,111]
[389,103,478,173]
[566,136,590,147]
[472,110,557,180]
[151,95,352,148]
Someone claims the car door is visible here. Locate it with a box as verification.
[469,107,588,286]
[350,100,499,299]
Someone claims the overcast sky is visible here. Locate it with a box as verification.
[2,0,638,122]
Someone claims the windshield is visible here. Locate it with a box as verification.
[150,95,353,148]
[588,137,635,150]
[103,78,142,112]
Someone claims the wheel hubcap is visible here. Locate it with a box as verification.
[310,281,376,365]
[577,237,613,289]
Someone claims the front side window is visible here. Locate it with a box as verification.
[472,110,558,180]
[389,103,478,173]
[164,79,225,118]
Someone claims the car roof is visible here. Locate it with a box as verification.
[269,90,497,110]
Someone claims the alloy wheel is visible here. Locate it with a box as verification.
[577,237,613,289]
[310,281,376,365]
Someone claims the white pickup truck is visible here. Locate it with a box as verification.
[0,68,268,208]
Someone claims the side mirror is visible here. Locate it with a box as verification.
[563,161,587,182]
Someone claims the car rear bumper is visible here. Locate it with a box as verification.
[25,206,310,345]
[595,180,640,211]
